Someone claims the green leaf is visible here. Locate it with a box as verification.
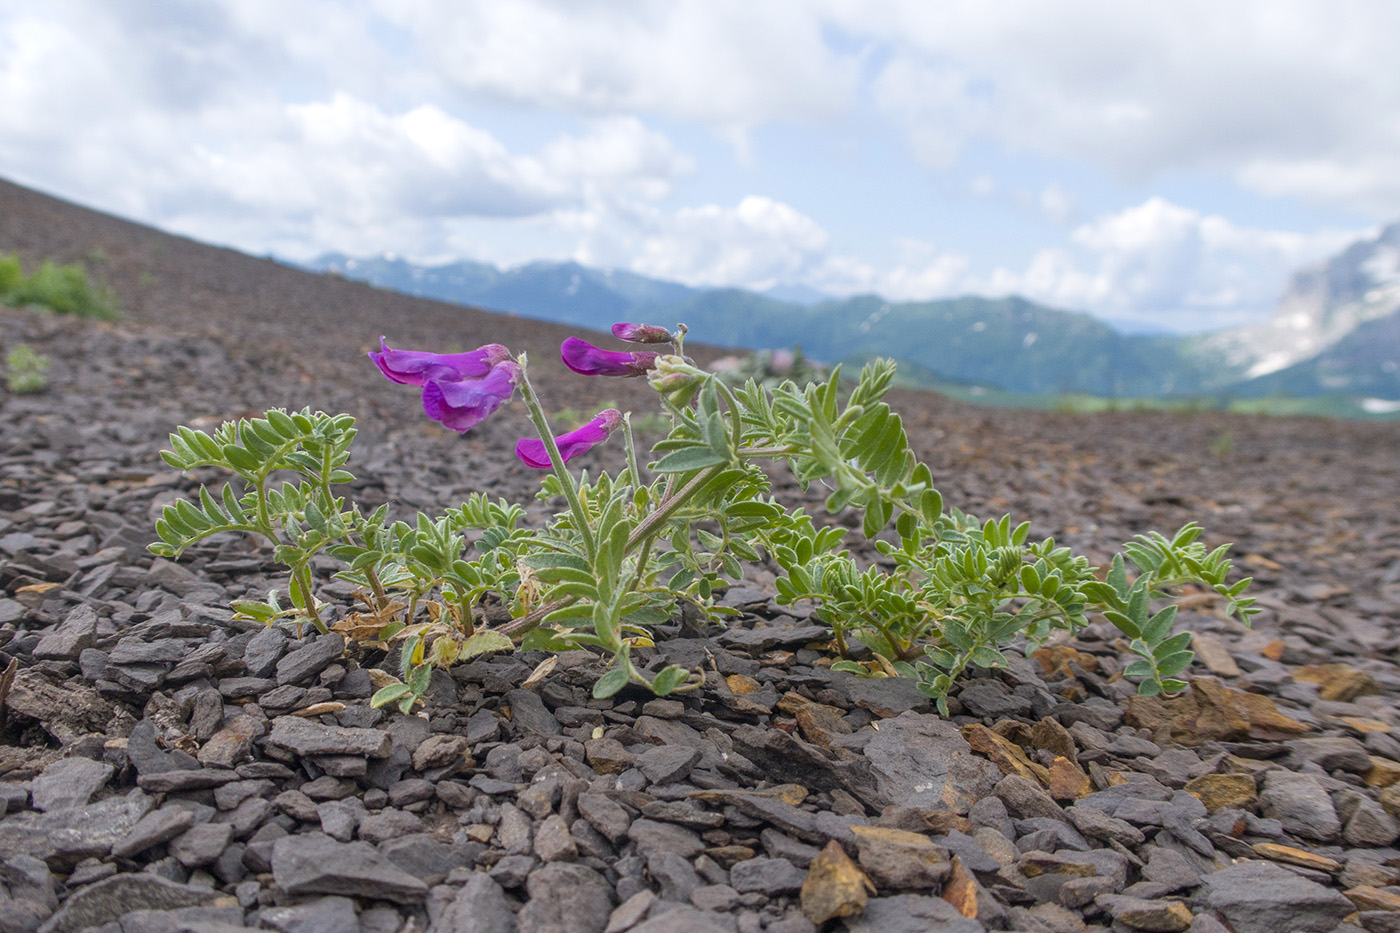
[593,667,630,699]
[521,629,575,652]
[652,446,726,473]
[651,665,689,696]
[969,645,1008,669]
[1123,659,1155,679]
[370,683,410,708]
[1154,650,1194,677]
[460,630,514,660]
[1141,606,1178,645]
[830,660,868,674]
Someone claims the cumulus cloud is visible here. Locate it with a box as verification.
[829,1,1400,216]
[979,198,1360,330]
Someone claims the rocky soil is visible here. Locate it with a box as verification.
[2,177,1400,932]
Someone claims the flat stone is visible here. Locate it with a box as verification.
[577,793,632,845]
[627,819,703,860]
[271,832,429,903]
[516,863,614,933]
[258,895,359,933]
[861,712,984,810]
[32,604,98,661]
[636,745,700,785]
[431,872,517,933]
[504,689,561,737]
[850,825,950,891]
[275,633,345,685]
[30,757,113,812]
[1095,894,1193,931]
[994,774,1067,822]
[1184,773,1257,812]
[38,873,223,933]
[0,790,153,868]
[534,814,578,863]
[112,807,197,859]
[1258,772,1341,842]
[170,822,233,868]
[137,769,240,793]
[196,715,264,769]
[630,906,730,933]
[839,893,984,933]
[266,715,391,758]
[411,734,472,772]
[729,856,808,895]
[1199,860,1353,933]
[241,625,288,679]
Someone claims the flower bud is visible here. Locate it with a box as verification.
[611,322,673,344]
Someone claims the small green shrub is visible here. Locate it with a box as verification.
[4,344,51,394]
[0,252,119,319]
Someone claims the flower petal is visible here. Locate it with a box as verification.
[561,337,657,377]
[516,409,622,469]
[369,337,511,386]
[611,322,672,344]
[420,362,520,433]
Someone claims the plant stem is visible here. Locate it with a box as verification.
[515,359,596,563]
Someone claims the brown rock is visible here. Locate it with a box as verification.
[1251,842,1342,873]
[1365,757,1400,788]
[584,737,632,775]
[1184,773,1257,812]
[197,715,265,768]
[1030,717,1078,762]
[1127,679,1309,745]
[1344,885,1400,912]
[412,734,472,772]
[941,854,978,919]
[1379,785,1400,819]
[1046,756,1092,800]
[725,674,761,695]
[801,840,873,924]
[793,702,854,748]
[1189,632,1241,677]
[1293,664,1381,702]
[961,723,1048,783]
[850,825,950,891]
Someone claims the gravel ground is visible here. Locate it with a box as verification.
[3,177,1400,932]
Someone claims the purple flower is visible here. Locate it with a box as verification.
[561,337,658,377]
[420,361,521,433]
[611,322,672,344]
[516,409,622,469]
[368,337,511,386]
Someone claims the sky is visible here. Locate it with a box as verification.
[2,2,1398,334]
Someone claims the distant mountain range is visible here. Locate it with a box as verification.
[306,226,1400,402]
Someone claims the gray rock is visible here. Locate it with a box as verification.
[36,873,222,933]
[957,682,1033,718]
[241,626,288,679]
[136,770,240,793]
[275,633,345,685]
[627,819,703,860]
[29,757,113,812]
[647,851,701,902]
[1258,772,1341,842]
[630,905,731,933]
[0,791,153,868]
[577,793,632,845]
[32,605,98,661]
[169,822,233,868]
[839,894,984,933]
[266,716,391,758]
[1287,736,1372,773]
[1343,795,1400,846]
[995,774,1068,822]
[271,832,429,904]
[534,814,577,863]
[315,799,363,842]
[730,856,808,896]
[861,712,982,810]
[382,835,478,884]
[516,863,614,933]
[504,690,561,737]
[1198,859,1354,933]
[429,872,516,933]
[257,895,358,933]
[111,807,197,859]
[636,746,701,785]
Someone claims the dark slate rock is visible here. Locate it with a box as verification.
[576,793,632,845]
[126,720,198,776]
[37,873,222,933]
[270,832,429,904]
[516,863,614,933]
[630,905,731,933]
[169,822,233,868]
[32,604,98,661]
[240,626,287,680]
[431,872,517,933]
[729,856,806,896]
[29,757,113,812]
[266,716,392,758]
[256,895,358,933]
[716,624,829,651]
[0,791,153,868]
[137,769,240,793]
[840,894,984,933]
[861,712,985,810]
[635,746,701,785]
[957,681,1034,718]
[111,807,197,859]
[1198,859,1354,933]
[504,689,561,737]
[646,850,701,902]
[831,672,933,717]
[275,633,345,686]
[626,819,704,860]
[1258,772,1341,842]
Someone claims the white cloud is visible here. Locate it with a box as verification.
[624,196,831,291]
[826,1,1400,216]
[978,197,1360,330]
[374,0,857,130]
